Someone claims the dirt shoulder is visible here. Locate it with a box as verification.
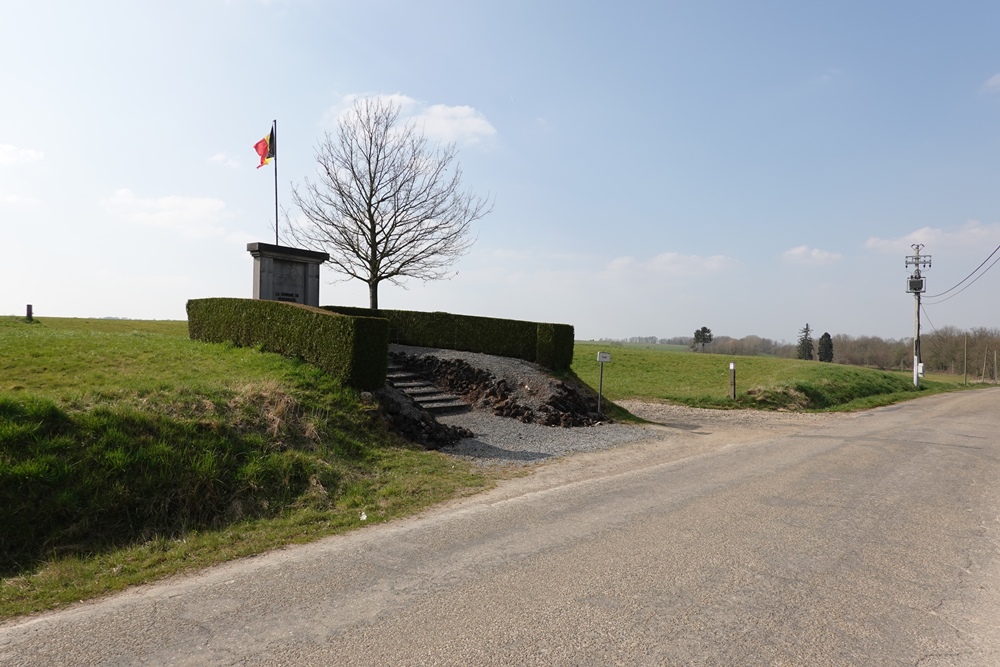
[617,399,854,434]
[437,400,857,509]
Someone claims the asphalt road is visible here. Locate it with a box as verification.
[2,389,999,666]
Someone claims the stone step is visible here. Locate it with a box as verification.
[386,363,471,415]
[386,371,421,381]
[390,379,436,390]
[403,386,446,397]
[418,400,471,416]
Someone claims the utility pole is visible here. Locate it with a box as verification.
[905,244,931,388]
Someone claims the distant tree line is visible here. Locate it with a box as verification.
[602,326,1000,378]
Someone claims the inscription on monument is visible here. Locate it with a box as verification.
[272,260,305,303]
[247,242,329,307]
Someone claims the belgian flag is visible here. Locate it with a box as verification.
[254,125,275,168]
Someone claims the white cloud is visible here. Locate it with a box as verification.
[325,93,497,146]
[103,188,230,239]
[0,192,38,206]
[605,251,738,277]
[980,73,1000,93]
[0,144,44,167]
[865,220,1000,255]
[324,93,418,126]
[782,245,842,265]
[413,104,497,144]
[208,153,240,168]
[490,247,587,263]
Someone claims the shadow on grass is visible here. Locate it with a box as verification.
[0,394,360,577]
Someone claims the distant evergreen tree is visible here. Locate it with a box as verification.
[818,332,834,362]
[692,326,713,352]
[797,323,814,360]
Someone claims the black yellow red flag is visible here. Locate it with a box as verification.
[254,126,275,168]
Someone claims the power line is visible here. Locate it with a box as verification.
[924,249,1000,305]
[920,304,939,335]
[925,242,1000,299]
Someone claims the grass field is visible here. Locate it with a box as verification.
[0,316,498,619]
[572,341,971,410]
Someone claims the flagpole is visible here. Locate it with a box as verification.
[272,119,278,245]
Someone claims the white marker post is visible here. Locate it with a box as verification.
[729,362,736,400]
[597,351,611,416]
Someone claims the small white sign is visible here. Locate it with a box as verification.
[730,362,735,370]
[597,351,611,363]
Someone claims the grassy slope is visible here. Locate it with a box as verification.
[0,317,497,619]
[573,342,968,410]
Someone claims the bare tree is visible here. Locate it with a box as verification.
[287,97,492,308]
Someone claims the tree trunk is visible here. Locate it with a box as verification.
[369,281,378,309]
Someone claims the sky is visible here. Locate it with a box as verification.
[4,0,1000,342]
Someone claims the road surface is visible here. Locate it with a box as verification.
[2,389,999,665]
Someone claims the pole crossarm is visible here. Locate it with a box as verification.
[905,244,932,272]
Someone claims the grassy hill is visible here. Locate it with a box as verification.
[0,316,495,618]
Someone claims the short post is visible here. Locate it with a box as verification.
[964,332,968,385]
[26,304,32,322]
[596,351,611,416]
[729,362,736,400]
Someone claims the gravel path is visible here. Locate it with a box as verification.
[437,410,660,466]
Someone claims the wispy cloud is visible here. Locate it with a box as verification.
[208,153,240,168]
[0,192,38,206]
[103,188,230,239]
[865,220,1000,255]
[413,104,497,145]
[325,93,497,146]
[782,245,842,265]
[605,251,739,277]
[0,144,44,167]
[980,73,1000,94]
[490,247,588,263]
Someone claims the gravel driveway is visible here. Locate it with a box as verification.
[395,345,852,468]
[438,398,853,468]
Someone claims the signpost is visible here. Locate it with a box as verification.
[597,351,611,416]
[729,362,736,400]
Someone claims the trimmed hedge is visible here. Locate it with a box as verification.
[322,306,575,370]
[187,298,388,391]
[536,322,575,371]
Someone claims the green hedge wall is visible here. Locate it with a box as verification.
[536,322,575,371]
[322,306,574,370]
[187,298,388,391]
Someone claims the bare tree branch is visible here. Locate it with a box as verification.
[286,97,491,308]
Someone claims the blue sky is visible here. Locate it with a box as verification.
[4,0,1000,341]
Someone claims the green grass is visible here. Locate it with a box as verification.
[573,342,971,411]
[0,317,498,619]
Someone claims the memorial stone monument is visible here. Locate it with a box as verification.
[247,242,329,307]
